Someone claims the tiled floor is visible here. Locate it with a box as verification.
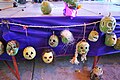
[0,53,120,80]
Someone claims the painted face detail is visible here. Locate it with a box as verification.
[88,31,99,42]
[42,49,54,64]
[61,30,74,44]
[99,16,116,33]
[49,34,59,47]
[0,41,4,55]
[105,33,117,46]
[77,40,90,55]
[23,46,36,60]
[41,1,52,15]
[114,37,120,50]
[6,40,19,56]
[90,66,103,80]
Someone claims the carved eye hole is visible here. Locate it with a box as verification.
[81,47,83,49]
[108,22,112,27]
[49,56,52,58]
[113,38,115,40]
[31,52,33,55]
[50,39,51,41]
[26,52,28,55]
[85,47,87,49]
[53,40,56,42]
[94,74,97,77]
[13,46,16,48]
[44,57,47,59]
[102,22,104,26]
[114,22,115,26]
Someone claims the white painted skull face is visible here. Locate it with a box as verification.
[92,66,103,76]
[49,34,59,47]
[61,30,74,44]
[77,41,90,55]
[23,46,36,60]
[0,41,4,55]
[88,31,99,42]
[42,49,54,64]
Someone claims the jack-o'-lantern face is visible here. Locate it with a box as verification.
[23,46,36,60]
[6,40,19,56]
[88,31,99,42]
[99,16,116,33]
[77,40,90,55]
[114,37,120,50]
[49,34,59,47]
[0,41,4,55]
[42,49,54,64]
[105,33,117,46]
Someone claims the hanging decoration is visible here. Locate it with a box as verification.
[23,46,36,60]
[42,48,55,64]
[114,37,120,50]
[6,40,19,56]
[88,30,99,42]
[49,31,59,47]
[23,25,28,36]
[105,32,117,46]
[41,1,52,15]
[61,29,74,44]
[88,23,99,42]
[63,0,82,18]
[90,66,103,80]
[2,19,10,29]
[70,23,90,64]
[99,13,116,33]
[0,41,4,55]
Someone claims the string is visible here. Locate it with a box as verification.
[0,20,120,28]
[6,21,100,28]
[92,22,96,31]
[83,23,86,40]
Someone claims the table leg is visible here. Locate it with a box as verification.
[4,56,20,80]
[92,56,100,69]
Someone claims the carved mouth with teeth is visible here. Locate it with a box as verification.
[93,37,98,39]
[107,30,112,33]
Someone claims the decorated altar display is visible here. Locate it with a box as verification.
[0,1,120,79]
[0,13,120,61]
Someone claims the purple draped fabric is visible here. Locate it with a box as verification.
[0,16,120,60]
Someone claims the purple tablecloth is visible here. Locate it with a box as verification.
[0,16,120,60]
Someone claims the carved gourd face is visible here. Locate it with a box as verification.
[105,33,117,46]
[49,34,59,47]
[114,37,120,50]
[23,46,36,60]
[41,1,52,15]
[6,40,19,56]
[92,66,103,76]
[77,40,90,55]
[88,31,99,42]
[42,49,54,64]
[61,30,74,44]
[99,16,116,33]
[0,41,4,55]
